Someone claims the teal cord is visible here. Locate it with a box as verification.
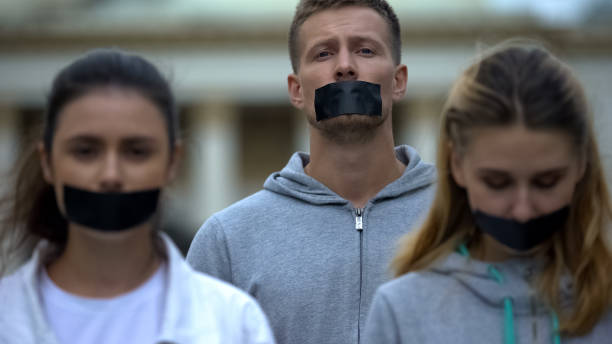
[488,265,505,284]
[502,298,517,344]
[458,243,470,257]
[456,244,561,344]
[489,265,516,344]
[551,312,561,344]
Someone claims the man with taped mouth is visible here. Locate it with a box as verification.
[186,1,436,343]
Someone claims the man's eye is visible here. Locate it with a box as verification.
[317,51,331,59]
[358,48,374,55]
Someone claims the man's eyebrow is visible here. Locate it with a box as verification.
[304,38,338,54]
[349,34,381,43]
[348,35,386,49]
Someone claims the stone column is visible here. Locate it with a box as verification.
[182,102,241,233]
[0,105,19,177]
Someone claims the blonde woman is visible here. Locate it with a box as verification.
[364,43,612,343]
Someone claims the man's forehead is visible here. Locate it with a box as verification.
[298,6,392,50]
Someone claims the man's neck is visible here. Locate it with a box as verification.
[305,124,406,209]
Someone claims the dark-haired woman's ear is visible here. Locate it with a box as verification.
[449,142,466,188]
[38,142,54,184]
[167,141,184,184]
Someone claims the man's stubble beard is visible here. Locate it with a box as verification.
[307,113,387,145]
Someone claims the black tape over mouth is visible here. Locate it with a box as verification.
[473,206,569,251]
[64,185,160,232]
[314,81,382,121]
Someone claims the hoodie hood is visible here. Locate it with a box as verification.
[263,145,436,206]
[430,252,574,316]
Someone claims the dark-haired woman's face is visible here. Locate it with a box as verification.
[40,87,180,217]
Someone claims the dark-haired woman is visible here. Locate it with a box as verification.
[364,42,612,343]
[0,49,275,344]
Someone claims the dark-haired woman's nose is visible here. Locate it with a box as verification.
[98,152,123,193]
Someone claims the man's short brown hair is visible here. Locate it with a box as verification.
[288,0,401,73]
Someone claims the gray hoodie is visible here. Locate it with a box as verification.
[186,145,436,344]
[364,251,612,344]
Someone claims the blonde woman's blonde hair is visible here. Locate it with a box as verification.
[392,41,612,335]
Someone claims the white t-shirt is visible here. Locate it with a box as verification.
[39,264,166,344]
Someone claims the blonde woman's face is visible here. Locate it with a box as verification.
[450,125,585,222]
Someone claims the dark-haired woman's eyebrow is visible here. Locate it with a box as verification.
[63,135,102,146]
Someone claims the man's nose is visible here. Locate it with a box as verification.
[334,49,357,81]
[99,152,123,193]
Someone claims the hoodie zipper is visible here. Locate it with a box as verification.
[355,208,364,343]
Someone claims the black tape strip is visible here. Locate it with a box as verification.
[473,206,569,251]
[64,185,160,231]
[314,81,382,121]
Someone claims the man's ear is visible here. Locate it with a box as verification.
[449,142,466,187]
[288,73,304,109]
[167,141,184,184]
[391,64,408,102]
[38,142,54,184]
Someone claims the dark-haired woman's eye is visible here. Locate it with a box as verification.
[70,145,98,161]
[123,144,153,161]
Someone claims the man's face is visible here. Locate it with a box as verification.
[288,6,407,144]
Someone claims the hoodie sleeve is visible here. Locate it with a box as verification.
[186,215,233,283]
[363,289,401,344]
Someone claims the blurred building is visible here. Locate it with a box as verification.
[1,0,611,252]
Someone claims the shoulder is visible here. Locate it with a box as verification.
[181,272,274,343]
[377,271,432,297]
[208,189,290,225]
[0,260,43,342]
[0,252,39,305]
[188,271,257,305]
[0,265,28,304]
[375,269,451,312]
[170,265,269,330]
[195,187,307,239]
[365,272,443,343]
[168,234,255,307]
